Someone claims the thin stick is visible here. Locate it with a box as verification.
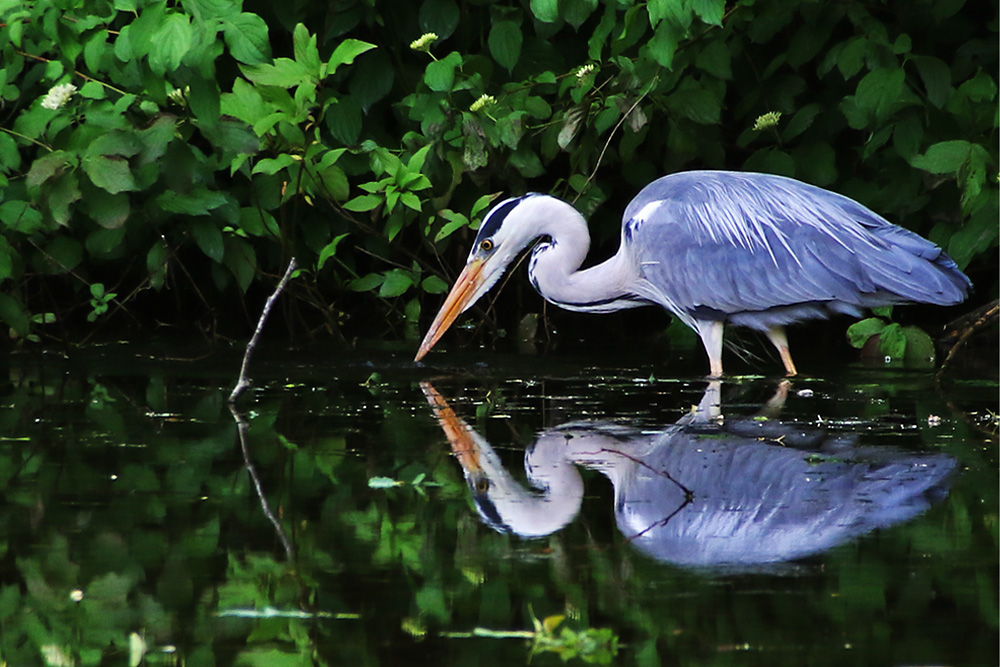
[229,257,298,403]
[230,404,295,560]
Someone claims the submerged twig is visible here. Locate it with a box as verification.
[230,405,295,561]
[229,257,298,403]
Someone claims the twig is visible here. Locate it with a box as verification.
[229,404,295,560]
[228,257,298,403]
[937,299,999,376]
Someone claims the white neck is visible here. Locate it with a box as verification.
[517,197,641,313]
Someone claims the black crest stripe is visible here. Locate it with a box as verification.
[474,196,525,244]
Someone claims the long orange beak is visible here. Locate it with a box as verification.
[414,260,484,361]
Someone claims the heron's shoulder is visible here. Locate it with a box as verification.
[622,170,894,249]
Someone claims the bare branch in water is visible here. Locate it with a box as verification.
[229,257,298,403]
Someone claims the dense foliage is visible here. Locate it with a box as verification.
[0,0,996,345]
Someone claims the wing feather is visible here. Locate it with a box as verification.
[626,171,970,329]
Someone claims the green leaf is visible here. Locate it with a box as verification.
[252,154,297,175]
[344,194,382,212]
[695,40,731,80]
[84,155,136,194]
[223,13,271,64]
[0,131,20,172]
[147,239,168,290]
[421,275,449,294]
[419,0,461,39]
[892,115,923,160]
[86,226,126,259]
[157,189,229,215]
[40,236,83,274]
[326,97,362,145]
[781,104,821,142]
[0,200,44,234]
[379,269,413,298]
[48,173,82,225]
[319,164,350,201]
[647,19,684,69]
[902,326,936,368]
[348,50,394,111]
[909,140,972,174]
[87,130,143,159]
[328,39,377,76]
[292,23,322,77]
[879,322,906,359]
[27,151,72,189]
[190,219,225,263]
[853,67,905,123]
[489,21,522,72]
[846,317,887,348]
[425,52,462,92]
[349,273,384,292]
[241,58,311,87]
[794,143,837,186]
[0,293,29,337]
[691,0,725,26]
[318,233,349,270]
[0,237,13,282]
[912,56,952,108]
[836,37,867,79]
[665,85,721,125]
[530,0,560,23]
[223,236,255,293]
[149,12,193,76]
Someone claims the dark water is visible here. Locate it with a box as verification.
[0,342,996,666]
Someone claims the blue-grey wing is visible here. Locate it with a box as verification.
[624,171,970,328]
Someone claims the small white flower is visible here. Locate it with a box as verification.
[167,86,190,107]
[410,33,438,52]
[926,414,942,427]
[469,94,496,113]
[752,111,781,131]
[576,63,596,79]
[41,83,78,110]
[70,589,84,602]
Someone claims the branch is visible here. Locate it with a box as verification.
[229,257,298,404]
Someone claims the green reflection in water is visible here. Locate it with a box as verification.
[0,344,995,666]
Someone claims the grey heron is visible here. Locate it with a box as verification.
[415,171,971,376]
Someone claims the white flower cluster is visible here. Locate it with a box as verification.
[41,83,78,110]
[410,33,438,52]
[469,94,496,113]
[752,111,782,131]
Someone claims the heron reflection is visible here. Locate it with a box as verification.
[422,381,954,568]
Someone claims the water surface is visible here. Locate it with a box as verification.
[0,343,995,666]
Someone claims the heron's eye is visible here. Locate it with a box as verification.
[479,239,494,253]
[474,478,490,493]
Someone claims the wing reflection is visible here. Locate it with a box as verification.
[422,381,955,568]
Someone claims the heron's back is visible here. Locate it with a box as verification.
[625,171,971,328]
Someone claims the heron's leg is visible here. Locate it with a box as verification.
[696,320,725,377]
[765,326,797,377]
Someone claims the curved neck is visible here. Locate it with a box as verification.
[521,197,638,312]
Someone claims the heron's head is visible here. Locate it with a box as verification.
[415,194,540,361]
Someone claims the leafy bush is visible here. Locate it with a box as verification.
[0,0,995,344]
